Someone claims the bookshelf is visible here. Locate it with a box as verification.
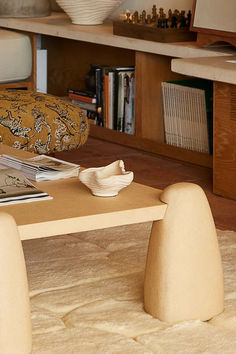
[0,12,233,169]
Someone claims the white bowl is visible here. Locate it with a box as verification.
[79,160,134,197]
[56,0,124,25]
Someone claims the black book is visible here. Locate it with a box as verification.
[113,67,135,131]
[86,64,104,126]
[68,89,96,98]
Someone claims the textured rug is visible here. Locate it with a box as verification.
[23,223,236,353]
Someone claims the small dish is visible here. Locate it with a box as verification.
[79,160,133,197]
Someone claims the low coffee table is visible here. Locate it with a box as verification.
[0,145,167,241]
[0,144,224,354]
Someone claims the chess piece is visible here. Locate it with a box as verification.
[132,11,139,24]
[141,10,146,24]
[158,7,166,28]
[163,18,168,28]
[159,7,164,19]
[157,18,163,28]
[167,9,172,28]
[186,10,191,27]
[147,14,152,24]
[179,10,186,28]
[152,4,157,22]
[173,9,180,28]
[171,13,178,28]
[125,9,132,23]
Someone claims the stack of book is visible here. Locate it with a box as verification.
[68,89,97,123]
[68,64,135,135]
[0,167,52,206]
[0,154,80,182]
[161,79,213,154]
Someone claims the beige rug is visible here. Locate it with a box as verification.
[23,223,236,353]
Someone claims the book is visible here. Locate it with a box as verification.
[104,73,109,128]
[0,154,80,182]
[113,67,135,131]
[116,71,126,132]
[116,70,134,132]
[124,72,135,135]
[108,71,115,130]
[95,65,103,126]
[68,89,96,98]
[71,99,96,112]
[0,168,52,206]
[68,92,96,104]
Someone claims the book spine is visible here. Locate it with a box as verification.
[71,99,96,112]
[104,74,109,128]
[124,72,135,135]
[68,92,96,104]
[68,89,96,98]
[95,67,103,126]
[113,67,135,131]
[108,71,115,130]
[117,72,125,132]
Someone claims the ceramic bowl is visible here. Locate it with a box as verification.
[79,160,134,196]
[56,0,124,25]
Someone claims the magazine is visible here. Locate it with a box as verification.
[0,154,80,182]
[0,168,52,206]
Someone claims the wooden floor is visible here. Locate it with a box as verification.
[55,137,236,231]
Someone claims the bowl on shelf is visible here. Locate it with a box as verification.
[55,0,124,25]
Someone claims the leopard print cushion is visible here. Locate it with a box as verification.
[0,90,89,154]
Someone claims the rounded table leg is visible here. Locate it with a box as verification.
[144,182,224,323]
[0,213,31,354]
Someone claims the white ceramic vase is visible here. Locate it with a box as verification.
[79,160,134,197]
[55,0,124,25]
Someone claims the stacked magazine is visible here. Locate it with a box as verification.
[0,154,80,182]
[0,168,52,206]
[161,79,213,154]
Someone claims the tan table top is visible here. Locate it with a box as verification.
[172,55,236,85]
[0,145,167,240]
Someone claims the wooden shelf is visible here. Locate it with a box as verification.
[41,35,213,168]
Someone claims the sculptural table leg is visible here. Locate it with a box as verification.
[144,182,224,323]
[0,213,31,354]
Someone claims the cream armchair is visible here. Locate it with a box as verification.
[0,212,31,354]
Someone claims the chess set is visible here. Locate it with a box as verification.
[113,6,197,43]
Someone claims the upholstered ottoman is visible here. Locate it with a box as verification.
[0,90,89,154]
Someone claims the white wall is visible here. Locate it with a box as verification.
[110,0,193,19]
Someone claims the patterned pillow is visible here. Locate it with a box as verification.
[0,90,89,154]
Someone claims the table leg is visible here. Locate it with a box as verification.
[144,182,224,323]
[0,213,31,354]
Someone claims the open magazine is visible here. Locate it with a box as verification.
[0,154,80,182]
[0,168,52,206]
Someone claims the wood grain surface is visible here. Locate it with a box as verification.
[135,52,184,143]
[213,82,236,199]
